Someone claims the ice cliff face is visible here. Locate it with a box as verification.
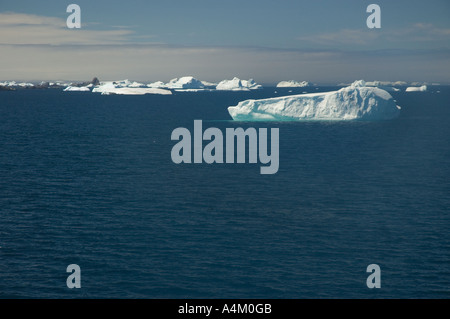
[228,80,401,121]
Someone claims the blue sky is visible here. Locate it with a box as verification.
[1,0,449,83]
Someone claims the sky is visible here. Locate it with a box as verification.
[1,0,450,84]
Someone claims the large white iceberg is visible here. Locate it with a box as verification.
[405,85,427,92]
[228,80,401,121]
[92,80,172,95]
[216,77,262,91]
[276,80,310,88]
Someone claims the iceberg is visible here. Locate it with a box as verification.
[147,81,166,88]
[410,82,428,86]
[365,81,407,87]
[107,79,146,88]
[405,85,427,92]
[201,81,218,89]
[63,86,90,92]
[165,76,205,90]
[228,80,401,121]
[216,77,262,91]
[92,80,172,95]
[147,77,216,91]
[276,80,310,88]
[339,80,407,91]
[0,81,35,88]
[365,81,401,92]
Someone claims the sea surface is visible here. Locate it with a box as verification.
[0,86,449,298]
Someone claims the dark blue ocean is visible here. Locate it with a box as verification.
[1,87,449,298]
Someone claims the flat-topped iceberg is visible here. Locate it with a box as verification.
[228,80,401,121]
[405,85,427,92]
[276,80,310,88]
[92,80,172,95]
[216,77,262,91]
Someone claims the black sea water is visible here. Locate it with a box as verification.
[0,87,449,298]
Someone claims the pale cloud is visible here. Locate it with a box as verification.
[386,23,450,42]
[1,43,449,84]
[298,29,380,45]
[0,12,133,45]
[298,23,450,46]
[0,13,449,83]
[0,12,64,27]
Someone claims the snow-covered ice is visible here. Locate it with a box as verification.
[165,76,205,90]
[365,81,401,92]
[147,81,166,88]
[201,81,218,89]
[276,80,310,88]
[216,77,262,91]
[228,80,401,121]
[365,81,407,87]
[0,81,35,88]
[63,86,91,92]
[405,85,427,92]
[92,80,172,95]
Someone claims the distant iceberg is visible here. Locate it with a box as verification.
[146,76,210,91]
[92,80,172,95]
[165,76,205,90]
[201,81,218,89]
[365,81,401,92]
[228,80,401,121]
[405,85,427,92]
[0,81,35,88]
[147,81,166,88]
[216,77,262,91]
[63,86,90,92]
[365,80,407,87]
[276,80,310,88]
